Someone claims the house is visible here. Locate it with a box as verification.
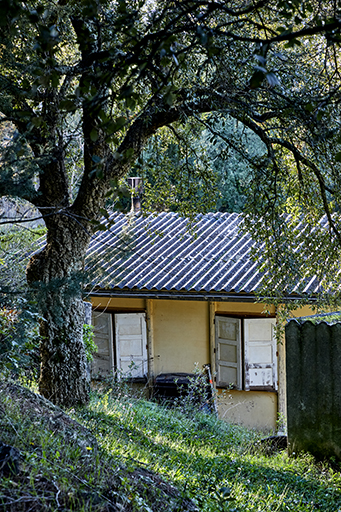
[86,211,314,431]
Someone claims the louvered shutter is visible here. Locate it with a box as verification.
[215,316,242,389]
[91,311,114,376]
[115,313,147,379]
[244,319,277,391]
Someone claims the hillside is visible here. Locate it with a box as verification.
[1,380,341,511]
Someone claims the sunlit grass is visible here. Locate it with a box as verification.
[74,389,341,511]
[1,379,341,511]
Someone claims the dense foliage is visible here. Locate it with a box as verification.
[139,116,266,214]
[0,226,46,379]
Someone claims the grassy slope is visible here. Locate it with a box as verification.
[1,380,341,511]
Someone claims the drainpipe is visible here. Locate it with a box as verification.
[128,177,143,213]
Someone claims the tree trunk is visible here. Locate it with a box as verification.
[26,214,91,407]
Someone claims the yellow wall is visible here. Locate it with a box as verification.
[90,295,316,430]
[91,296,146,311]
[214,301,277,430]
[152,300,210,374]
[217,390,278,431]
[90,296,211,374]
[216,302,276,315]
[290,305,314,318]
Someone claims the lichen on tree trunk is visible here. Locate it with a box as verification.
[39,295,89,407]
[26,216,91,407]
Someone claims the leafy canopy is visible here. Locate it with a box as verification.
[0,0,341,300]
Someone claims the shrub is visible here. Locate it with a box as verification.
[82,324,97,363]
[0,304,41,382]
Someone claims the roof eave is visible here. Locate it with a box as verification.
[87,287,317,303]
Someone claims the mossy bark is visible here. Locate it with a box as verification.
[26,215,91,407]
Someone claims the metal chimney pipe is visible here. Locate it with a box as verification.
[128,177,143,213]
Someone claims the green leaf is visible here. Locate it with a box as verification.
[90,129,98,142]
[59,99,77,112]
[99,208,109,217]
[50,71,59,88]
[126,97,136,109]
[105,117,126,134]
[31,117,43,127]
[305,103,314,113]
[335,152,341,162]
[16,147,25,157]
[96,168,104,179]
[285,38,301,48]
[164,91,175,105]
[119,84,133,98]
[95,223,107,230]
[15,110,32,119]
[207,45,220,57]
[38,74,51,87]
[124,148,134,159]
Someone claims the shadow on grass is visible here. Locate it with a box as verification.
[75,401,341,511]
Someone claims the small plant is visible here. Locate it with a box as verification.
[174,364,216,417]
[276,412,287,435]
[91,361,147,402]
[82,324,97,363]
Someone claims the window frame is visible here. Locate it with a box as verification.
[115,312,148,381]
[215,316,242,389]
[91,310,148,381]
[215,315,277,392]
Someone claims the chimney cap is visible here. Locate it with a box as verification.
[128,177,143,192]
[128,177,143,213]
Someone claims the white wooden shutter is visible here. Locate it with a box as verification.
[115,313,147,379]
[244,318,277,391]
[91,311,114,377]
[215,316,242,389]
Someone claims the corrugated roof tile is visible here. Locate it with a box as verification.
[85,211,321,297]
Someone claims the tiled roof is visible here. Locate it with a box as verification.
[86,210,311,299]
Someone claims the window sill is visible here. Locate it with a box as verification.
[217,386,277,393]
[123,376,148,384]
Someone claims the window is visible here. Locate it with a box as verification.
[215,316,277,391]
[91,311,148,379]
